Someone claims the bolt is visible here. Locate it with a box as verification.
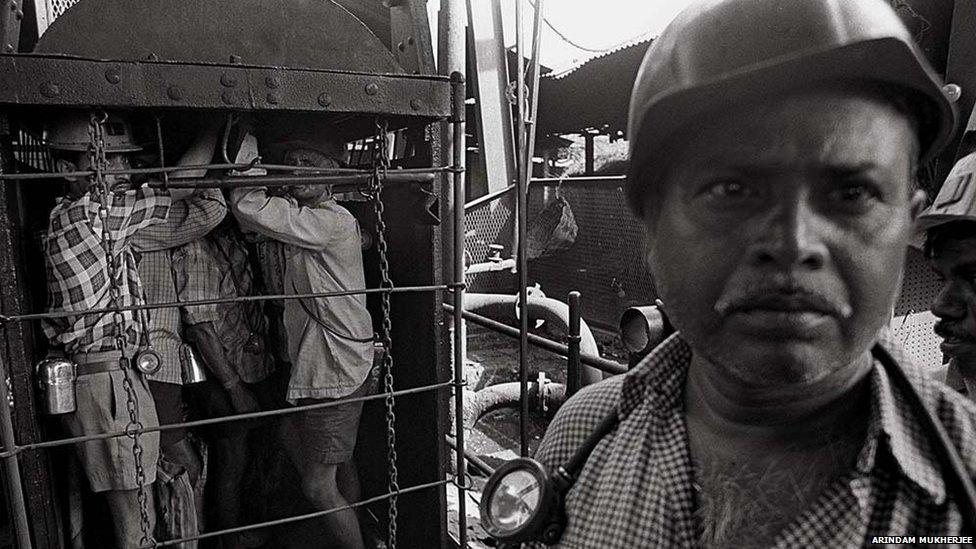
[167,85,184,101]
[14,9,22,19]
[317,93,332,107]
[146,52,159,61]
[2,44,13,53]
[266,93,279,105]
[221,90,236,105]
[265,76,280,89]
[9,1,17,11]
[397,41,405,52]
[410,99,422,111]
[365,83,379,96]
[39,82,60,98]
[944,83,963,103]
[229,55,242,64]
[407,36,415,45]
[220,73,238,87]
[105,68,121,84]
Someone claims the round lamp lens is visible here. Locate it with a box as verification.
[488,469,542,532]
[136,350,162,375]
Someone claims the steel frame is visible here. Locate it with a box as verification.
[0,52,468,548]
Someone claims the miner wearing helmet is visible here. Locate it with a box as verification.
[229,129,374,549]
[529,0,976,547]
[922,152,976,400]
[42,111,218,548]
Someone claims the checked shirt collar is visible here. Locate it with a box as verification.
[605,331,948,545]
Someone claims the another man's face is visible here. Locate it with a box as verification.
[284,147,338,204]
[930,235,976,364]
[644,89,924,387]
[60,152,133,196]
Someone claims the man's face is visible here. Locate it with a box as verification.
[283,147,338,204]
[930,236,976,364]
[60,152,133,196]
[644,89,924,387]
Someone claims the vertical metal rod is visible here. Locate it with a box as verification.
[567,291,582,397]
[440,0,467,399]
[584,133,595,175]
[515,0,530,458]
[0,355,32,549]
[522,0,545,188]
[450,71,469,548]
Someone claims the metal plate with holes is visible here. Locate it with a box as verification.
[527,179,655,332]
[465,198,515,293]
[0,55,452,118]
[892,246,945,371]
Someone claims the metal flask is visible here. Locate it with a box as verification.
[36,358,77,415]
[179,344,208,385]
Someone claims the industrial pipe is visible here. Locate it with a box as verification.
[462,381,567,429]
[442,304,626,376]
[619,304,674,368]
[463,291,603,385]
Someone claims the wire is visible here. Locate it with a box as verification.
[526,0,654,54]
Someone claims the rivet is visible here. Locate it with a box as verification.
[146,52,159,61]
[397,41,406,52]
[317,93,332,107]
[944,83,963,103]
[9,1,17,10]
[265,76,280,89]
[266,93,279,105]
[407,36,415,46]
[410,99,422,111]
[14,9,22,19]
[2,44,13,53]
[229,55,242,64]
[39,82,59,98]
[220,73,237,87]
[105,68,121,84]
[365,83,379,96]
[167,85,184,101]
[221,90,236,105]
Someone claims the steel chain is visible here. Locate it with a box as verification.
[371,119,400,549]
[88,113,156,547]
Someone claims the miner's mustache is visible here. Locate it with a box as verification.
[714,280,853,319]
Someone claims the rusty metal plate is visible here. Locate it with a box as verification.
[34,0,400,74]
[0,55,452,118]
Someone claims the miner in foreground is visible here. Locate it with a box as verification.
[528,0,976,547]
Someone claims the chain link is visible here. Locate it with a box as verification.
[370,119,400,549]
[88,113,156,547]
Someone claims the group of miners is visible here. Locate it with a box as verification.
[41,114,375,549]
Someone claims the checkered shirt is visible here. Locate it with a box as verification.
[132,189,226,384]
[528,332,976,548]
[43,189,171,355]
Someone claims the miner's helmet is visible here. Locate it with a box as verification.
[917,152,976,232]
[625,0,957,219]
[45,112,142,153]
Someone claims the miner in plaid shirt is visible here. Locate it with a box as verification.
[528,0,976,547]
[42,112,217,549]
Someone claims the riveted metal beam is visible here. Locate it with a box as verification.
[0,0,23,55]
[0,54,453,118]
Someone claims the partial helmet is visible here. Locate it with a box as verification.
[45,112,142,153]
[626,0,957,218]
[917,152,976,232]
[258,118,348,165]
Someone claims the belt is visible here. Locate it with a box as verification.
[76,360,125,376]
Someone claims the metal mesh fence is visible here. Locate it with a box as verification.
[464,197,515,294]
[892,246,944,371]
[526,179,655,332]
[49,0,80,20]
